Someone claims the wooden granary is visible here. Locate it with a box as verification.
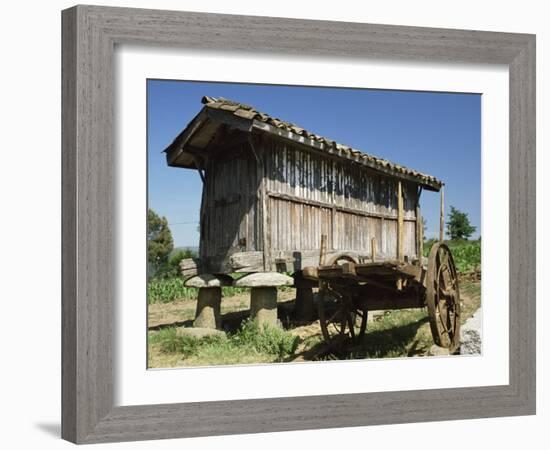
[164,96,444,277]
[165,97,460,351]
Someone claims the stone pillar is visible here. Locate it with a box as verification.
[184,274,233,330]
[250,287,278,326]
[235,272,294,328]
[194,287,221,329]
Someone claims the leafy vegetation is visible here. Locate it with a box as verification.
[445,239,481,273]
[424,238,481,274]
[153,247,198,280]
[149,319,299,366]
[147,209,174,278]
[446,206,476,240]
[147,277,250,304]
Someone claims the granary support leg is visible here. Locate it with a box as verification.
[250,287,278,326]
[184,274,233,330]
[194,287,221,329]
[235,272,294,327]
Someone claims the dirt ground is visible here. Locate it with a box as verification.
[148,280,481,368]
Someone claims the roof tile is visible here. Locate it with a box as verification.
[200,96,442,187]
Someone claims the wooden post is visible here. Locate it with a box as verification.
[417,212,424,264]
[397,181,404,261]
[416,186,423,264]
[371,237,377,262]
[249,135,271,271]
[331,205,336,251]
[439,185,445,242]
[319,234,327,266]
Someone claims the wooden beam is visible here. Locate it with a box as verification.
[248,135,271,271]
[319,234,327,266]
[439,185,445,242]
[267,190,417,222]
[371,237,377,262]
[416,186,423,263]
[230,251,264,272]
[302,266,319,281]
[179,258,202,278]
[397,181,404,261]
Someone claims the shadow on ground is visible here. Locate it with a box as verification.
[286,315,430,362]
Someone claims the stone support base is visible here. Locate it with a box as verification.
[193,287,221,329]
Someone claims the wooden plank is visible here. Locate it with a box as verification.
[397,180,404,261]
[416,187,423,262]
[179,258,201,277]
[229,251,264,272]
[302,266,319,281]
[341,262,357,278]
[267,190,416,222]
[319,234,327,265]
[249,136,271,270]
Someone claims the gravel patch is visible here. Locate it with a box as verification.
[460,308,482,355]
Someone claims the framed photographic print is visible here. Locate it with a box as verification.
[62,5,535,444]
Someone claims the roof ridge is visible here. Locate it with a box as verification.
[199,96,442,187]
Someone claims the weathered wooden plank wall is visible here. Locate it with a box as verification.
[199,134,421,273]
[200,142,261,271]
[264,136,418,261]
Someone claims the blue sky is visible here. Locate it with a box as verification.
[148,80,481,247]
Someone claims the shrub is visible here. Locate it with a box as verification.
[232,319,299,359]
[152,328,225,356]
[152,319,299,363]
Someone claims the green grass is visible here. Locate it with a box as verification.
[149,319,300,366]
[424,239,481,274]
[318,309,433,360]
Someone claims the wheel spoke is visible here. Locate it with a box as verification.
[327,310,340,325]
[426,243,461,349]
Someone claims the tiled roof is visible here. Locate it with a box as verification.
[201,96,443,188]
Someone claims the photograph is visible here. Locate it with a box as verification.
[146,81,482,368]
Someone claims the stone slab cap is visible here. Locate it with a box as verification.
[234,272,294,288]
[184,273,233,288]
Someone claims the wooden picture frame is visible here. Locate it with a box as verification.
[62,5,536,444]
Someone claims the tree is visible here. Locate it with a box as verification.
[147,209,174,275]
[446,206,476,240]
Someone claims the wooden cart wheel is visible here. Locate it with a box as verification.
[318,282,368,348]
[426,242,461,352]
